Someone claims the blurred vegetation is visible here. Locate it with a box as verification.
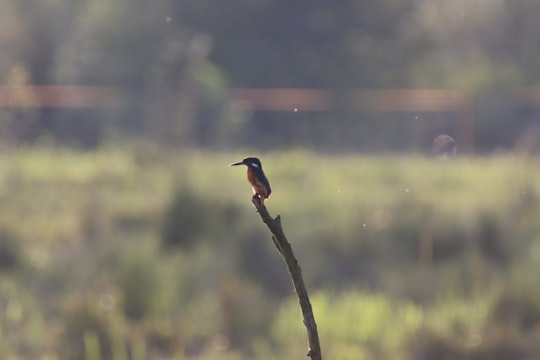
[1,1,540,358]
[0,147,539,359]
[1,0,540,150]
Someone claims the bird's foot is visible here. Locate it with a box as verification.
[251,194,263,209]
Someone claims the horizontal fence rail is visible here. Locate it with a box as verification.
[0,85,126,108]
[2,85,540,150]
[2,85,539,110]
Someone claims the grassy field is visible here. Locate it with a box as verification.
[0,146,539,359]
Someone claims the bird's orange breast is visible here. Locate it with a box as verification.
[247,168,269,198]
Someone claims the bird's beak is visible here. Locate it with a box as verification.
[229,161,244,166]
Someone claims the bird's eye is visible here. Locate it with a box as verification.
[251,163,259,168]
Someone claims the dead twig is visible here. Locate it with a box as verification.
[251,196,322,360]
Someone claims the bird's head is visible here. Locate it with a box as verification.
[230,157,263,169]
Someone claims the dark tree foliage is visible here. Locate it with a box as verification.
[1,0,540,149]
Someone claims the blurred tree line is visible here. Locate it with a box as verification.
[1,0,540,150]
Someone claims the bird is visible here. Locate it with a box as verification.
[230,157,272,202]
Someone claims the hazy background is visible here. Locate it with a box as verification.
[2,0,540,151]
[1,0,540,359]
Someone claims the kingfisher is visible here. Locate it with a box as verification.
[230,157,272,202]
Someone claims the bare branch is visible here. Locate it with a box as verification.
[251,196,322,360]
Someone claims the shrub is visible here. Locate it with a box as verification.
[161,187,208,249]
[161,185,244,249]
[0,228,22,271]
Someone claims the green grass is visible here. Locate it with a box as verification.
[0,146,539,359]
